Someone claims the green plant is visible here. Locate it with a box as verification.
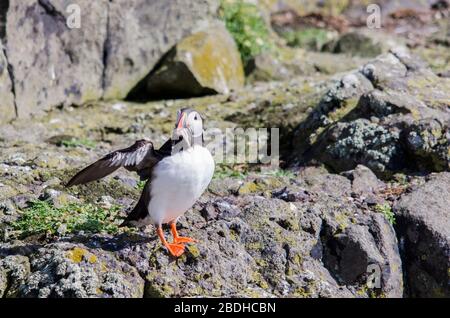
[213,164,248,179]
[12,200,122,238]
[219,0,272,65]
[136,180,146,190]
[61,137,96,149]
[281,28,329,50]
[261,168,295,178]
[375,203,396,225]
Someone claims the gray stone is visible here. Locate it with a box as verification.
[5,0,108,118]
[0,255,30,297]
[103,0,219,99]
[342,165,385,195]
[17,243,145,298]
[394,172,450,297]
[128,23,243,99]
[0,39,15,123]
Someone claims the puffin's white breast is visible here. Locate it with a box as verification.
[147,145,214,225]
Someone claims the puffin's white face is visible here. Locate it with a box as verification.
[173,109,203,148]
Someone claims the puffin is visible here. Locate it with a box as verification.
[66,108,215,257]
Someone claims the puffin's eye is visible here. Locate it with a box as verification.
[194,115,198,120]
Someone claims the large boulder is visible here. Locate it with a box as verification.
[290,48,450,177]
[0,164,403,297]
[5,0,108,118]
[128,23,244,100]
[0,39,15,123]
[103,0,220,99]
[394,172,450,297]
[1,0,219,118]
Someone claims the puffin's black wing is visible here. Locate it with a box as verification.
[119,180,152,228]
[66,139,168,187]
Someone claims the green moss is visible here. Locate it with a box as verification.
[280,28,330,51]
[219,0,272,65]
[261,169,295,178]
[213,164,247,179]
[59,137,97,149]
[12,200,122,238]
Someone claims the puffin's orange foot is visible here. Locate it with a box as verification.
[173,236,197,244]
[165,243,185,257]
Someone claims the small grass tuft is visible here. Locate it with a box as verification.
[136,180,146,190]
[61,137,97,149]
[219,0,272,65]
[12,200,122,238]
[213,164,248,179]
[261,168,295,178]
[280,28,330,50]
[375,203,396,225]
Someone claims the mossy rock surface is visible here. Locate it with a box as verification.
[129,24,244,100]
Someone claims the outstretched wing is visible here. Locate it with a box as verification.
[66,139,165,187]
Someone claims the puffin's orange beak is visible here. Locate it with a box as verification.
[177,113,186,129]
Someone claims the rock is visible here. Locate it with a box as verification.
[404,119,450,172]
[0,255,30,297]
[291,71,374,157]
[291,49,450,176]
[342,165,385,196]
[39,188,80,208]
[247,49,366,81]
[299,166,352,197]
[0,167,404,298]
[5,0,108,118]
[0,39,15,123]
[320,212,403,297]
[12,244,145,298]
[103,0,219,99]
[319,119,403,176]
[128,23,244,99]
[1,0,219,117]
[323,32,384,57]
[394,172,450,297]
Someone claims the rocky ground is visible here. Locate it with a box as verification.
[0,0,449,298]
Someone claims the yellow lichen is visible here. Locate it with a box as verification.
[67,247,87,263]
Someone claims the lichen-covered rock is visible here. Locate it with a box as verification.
[320,119,403,176]
[247,49,367,81]
[110,169,402,298]
[0,39,15,123]
[323,31,387,57]
[394,172,450,297]
[103,0,219,99]
[0,255,30,297]
[129,23,244,99]
[11,243,145,298]
[290,48,450,176]
[404,119,450,172]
